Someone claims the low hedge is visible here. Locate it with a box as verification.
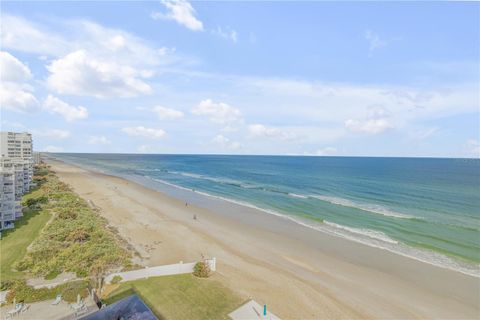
[5,280,89,303]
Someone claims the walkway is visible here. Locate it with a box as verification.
[229,300,280,320]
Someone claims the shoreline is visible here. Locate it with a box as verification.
[139,174,479,278]
[53,155,480,278]
[46,157,480,319]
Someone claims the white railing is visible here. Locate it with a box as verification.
[104,258,216,284]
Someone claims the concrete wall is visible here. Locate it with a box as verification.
[104,258,216,284]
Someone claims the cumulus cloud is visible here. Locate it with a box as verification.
[192,99,243,128]
[43,95,88,122]
[44,145,63,152]
[212,134,241,150]
[0,15,69,56]
[344,106,394,134]
[0,51,38,113]
[1,15,167,65]
[248,124,297,140]
[211,27,238,43]
[0,51,32,82]
[47,50,152,98]
[151,106,184,120]
[152,0,204,31]
[0,84,39,113]
[2,15,176,99]
[122,126,166,139]
[88,135,111,145]
[345,118,393,134]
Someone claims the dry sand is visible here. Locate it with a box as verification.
[47,159,480,319]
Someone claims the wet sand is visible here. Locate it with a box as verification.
[47,158,480,319]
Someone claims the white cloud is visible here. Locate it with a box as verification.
[212,134,241,150]
[44,145,63,152]
[212,27,238,43]
[88,135,111,145]
[316,147,338,156]
[0,51,38,113]
[47,50,152,98]
[192,99,243,127]
[43,95,88,122]
[1,15,167,65]
[0,51,32,82]
[364,29,387,55]
[0,84,38,113]
[345,118,393,134]
[122,126,166,139]
[151,106,184,120]
[466,139,480,158]
[2,15,178,99]
[248,124,297,141]
[0,15,69,56]
[152,0,204,31]
[37,129,71,139]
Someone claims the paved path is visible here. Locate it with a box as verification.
[229,300,280,320]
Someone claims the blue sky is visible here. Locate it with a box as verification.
[1,1,479,157]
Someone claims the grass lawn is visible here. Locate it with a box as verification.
[104,274,244,320]
[1,188,51,280]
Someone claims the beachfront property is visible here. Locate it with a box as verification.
[33,151,42,165]
[0,132,34,230]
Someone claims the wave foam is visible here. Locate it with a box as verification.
[288,193,308,199]
[149,178,479,277]
[310,195,414,219]
[323,221,399,244]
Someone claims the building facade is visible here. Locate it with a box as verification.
[0,132,34,230]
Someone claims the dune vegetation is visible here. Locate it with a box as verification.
[4,164,132,282]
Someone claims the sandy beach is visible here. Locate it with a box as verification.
[46,159,480,319]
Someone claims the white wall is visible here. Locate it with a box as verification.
[104,258,216,284]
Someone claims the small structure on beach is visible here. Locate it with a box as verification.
[228,300,281,320]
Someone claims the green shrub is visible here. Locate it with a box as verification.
[111,275,123,284]
[0,280,14,291]
[193,261,211,278]
[15,169,131,279]
[24,196,48,208]
[5,280,89,303]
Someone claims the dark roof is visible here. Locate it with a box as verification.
[80,294,158,320]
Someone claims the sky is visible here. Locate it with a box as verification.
[1,1,479,157]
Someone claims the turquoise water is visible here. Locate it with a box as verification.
[53,154,480,276]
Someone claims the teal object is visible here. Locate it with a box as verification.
[264,304,267,316]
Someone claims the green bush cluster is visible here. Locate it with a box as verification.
[14,168,131,280]
[5,280,89,304]
[111,275,123,284]
[193,261,211,278]
[23,196,48,208]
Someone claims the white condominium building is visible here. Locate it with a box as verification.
[0,132,34,230]
[1,132,33,159]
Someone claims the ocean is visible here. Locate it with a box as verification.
[52,154,480,277]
